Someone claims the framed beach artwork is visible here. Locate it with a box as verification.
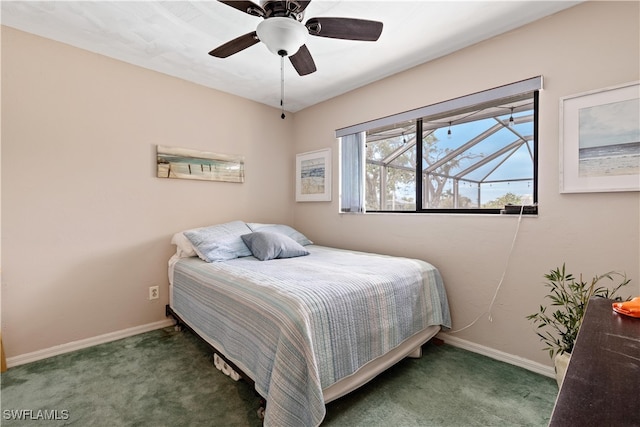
[560,81,640,193]
[157,145,244,183]
[296,148,331,202]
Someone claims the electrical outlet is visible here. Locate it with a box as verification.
[149,286,159,300]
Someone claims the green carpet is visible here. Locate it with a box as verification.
[1,327,557,426]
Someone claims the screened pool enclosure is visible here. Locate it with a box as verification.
[365,96,536,212]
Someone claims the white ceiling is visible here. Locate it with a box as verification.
[1,1,581,112]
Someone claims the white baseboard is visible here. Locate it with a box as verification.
[437,333,555,378]
[6,320,554,379]
[6,319,174,368]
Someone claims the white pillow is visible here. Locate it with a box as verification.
[171,232,197,258]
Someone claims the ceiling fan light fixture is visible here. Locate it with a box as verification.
[256,17,306,57]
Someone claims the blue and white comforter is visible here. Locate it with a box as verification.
[171,245,450,427]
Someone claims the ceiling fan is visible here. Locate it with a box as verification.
[209,0,384,77]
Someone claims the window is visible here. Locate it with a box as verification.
[338,78,541,214]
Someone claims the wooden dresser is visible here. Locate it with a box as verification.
[549,297,640,426]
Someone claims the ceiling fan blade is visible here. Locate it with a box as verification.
[306,17,383,41]
[209,32,259,58]
[218,1,265,17]
[289,44,316,76]
[296,1,312,13]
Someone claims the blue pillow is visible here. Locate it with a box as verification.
[246,223,313,246]
[184,221,252,262]
[241,231,310,261]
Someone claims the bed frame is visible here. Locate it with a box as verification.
[166,305,254,383]
[165,303,441,419]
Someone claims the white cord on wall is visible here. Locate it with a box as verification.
[448,205,525,334]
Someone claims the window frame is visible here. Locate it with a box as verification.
[338,78,541,215]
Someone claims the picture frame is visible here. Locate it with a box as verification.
[296,148,331,202]
[559,81,640,193]
[157,145,244,183]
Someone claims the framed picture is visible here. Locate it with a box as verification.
[559,81,640,193]
[296,148,331,202]
[157,145,244,183]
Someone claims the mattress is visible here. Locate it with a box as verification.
[169,245,451,427]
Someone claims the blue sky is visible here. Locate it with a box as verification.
[579,99,640,149]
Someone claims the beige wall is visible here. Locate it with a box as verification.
[292,1,640,367]
[1,27,295,357]
[2,1,639,370]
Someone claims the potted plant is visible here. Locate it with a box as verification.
[527,264,630,386]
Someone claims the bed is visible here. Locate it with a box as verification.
[166,221,451,427]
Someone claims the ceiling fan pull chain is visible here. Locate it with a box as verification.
[280,55,286,119]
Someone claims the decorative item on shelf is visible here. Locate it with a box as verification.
[526,264,631,387]
[612,296,640,318]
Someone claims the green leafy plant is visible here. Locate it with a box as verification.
[527,264,630,358]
